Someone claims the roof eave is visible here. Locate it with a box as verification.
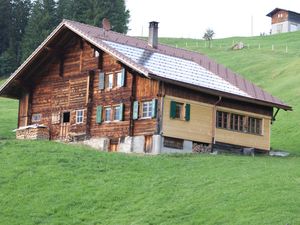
[149,74,292,111]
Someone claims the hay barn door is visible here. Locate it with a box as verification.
[144,135,153,153]
[60,111,71,140]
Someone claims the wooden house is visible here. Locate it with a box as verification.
[267,8,300,34]
[0,20,292,153]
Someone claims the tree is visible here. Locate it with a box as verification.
[21,0,58,61]
[203,28,215,48]
[0,0,31,77]
[0,0,11,55]
[57,0,130,33]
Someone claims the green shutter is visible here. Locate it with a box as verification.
[133,101,139,120]
[119,103,124,121]
[96,106,102,123]
[121,68,125,87]
[170,101,176,118]
[151,99,157,118]
[185,103,190,121]
[99,72,105,90]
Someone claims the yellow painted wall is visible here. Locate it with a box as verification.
[162,96,213,143]
[162,95,272,150]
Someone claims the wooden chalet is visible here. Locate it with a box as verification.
[0,19,292,153]
[267,8,300,34]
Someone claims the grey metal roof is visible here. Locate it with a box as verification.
[103,40,251,98]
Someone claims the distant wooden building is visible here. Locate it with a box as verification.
[267,8,300,34]
[0,20,292,153]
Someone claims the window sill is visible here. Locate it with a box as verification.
[139,117,153,120]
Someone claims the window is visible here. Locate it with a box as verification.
[216,111,228,129]
[230,113,244,132]
[32,114,42,123]
[94,49,100,57]
[76,110,84,124]
[142,101,153,118]
[170,101,190,121]
[51,112,60,124]
[248,117,262,135]
[175,102,183,119]
[63,112,70,123]
[104,107,111,122]
[114,105,121,121]
[107,73,113,89]
[163,137,184,149]
[216,110,262,135]
[116,71,122,87]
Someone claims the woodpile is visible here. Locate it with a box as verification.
[15,125,49,140]
[193,143,211,153]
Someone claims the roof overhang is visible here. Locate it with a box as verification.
[149,74,292,111]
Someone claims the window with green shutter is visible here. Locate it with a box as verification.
[99,72,105,90]
[151,99,157,118]
[185,103,190,121]
[121,68,126,87]
[96,106,102,123]
[170,101,177,118]
[133,101,139,120]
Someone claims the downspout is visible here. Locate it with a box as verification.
[211,96,222,152]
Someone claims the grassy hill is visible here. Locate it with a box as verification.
[1,140,300,225]
[160,31,300,152]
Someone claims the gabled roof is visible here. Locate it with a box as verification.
[266,8,300,17]
[0,19,292,110]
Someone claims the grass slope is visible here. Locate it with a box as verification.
[160,31,300,153]
[0,140,300,225]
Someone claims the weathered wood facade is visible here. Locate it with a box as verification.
[0,19,291,153]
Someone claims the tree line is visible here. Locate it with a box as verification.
[0,0,130,78]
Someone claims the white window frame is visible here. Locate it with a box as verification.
[104,107,112,122]
[76,110,84,124]
[108,73,113,89]
[141,101,153,118]
[116,71,122,87]
[113,105,121,121]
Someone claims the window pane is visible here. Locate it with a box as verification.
[76,110,84,123]
[175,103,183,119]
[108,74,113,89]
[114,106,120,120]
[104,108,111,121]
[116,72,122,87]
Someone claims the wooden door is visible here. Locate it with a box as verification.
[60,111,71,140]
[18,93,29,127]
[144,135,153,153]
[109,138,119,152]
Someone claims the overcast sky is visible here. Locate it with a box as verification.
[125,0,300,38]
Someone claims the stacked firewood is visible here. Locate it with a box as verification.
[16,127,49,140]
[193,143,211,153]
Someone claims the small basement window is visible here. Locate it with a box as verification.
[63,112,70,123]
[163,137,184,150]
[32,114,42,123]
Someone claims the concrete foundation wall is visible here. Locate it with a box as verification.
[160,137,193,154]
[83,137,109,151]
[118,136,133,153]
[132,136,145,153]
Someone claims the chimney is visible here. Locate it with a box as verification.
[102,18,111,31]
[148,21,159,48]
